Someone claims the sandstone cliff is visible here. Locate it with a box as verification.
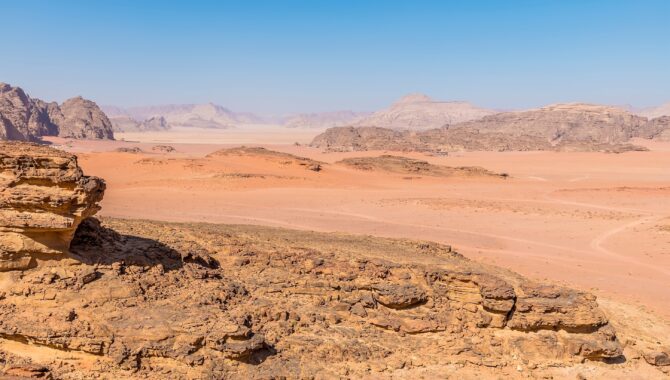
[0,142,105,271]
[0,83,114,141]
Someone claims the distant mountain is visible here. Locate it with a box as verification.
[637,102,670,119]
[352,93,496,130]
[0,83,113,141]
[311,103,670,152]
[103,103,265,130]
[282,111,370,128]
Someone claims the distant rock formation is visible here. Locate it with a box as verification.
[0,142,105,270]
[0,83,114,141]
[312,103,670,152]
[207,146,324,171]
[141,116,169,131]
[104,103,263,130]
[282,110,369,128]
[638,101,670,119]
[336,155,504,177]
[352,93,496,130]
[455,103,658,144]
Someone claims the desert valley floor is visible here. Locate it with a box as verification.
[46,130,670,325]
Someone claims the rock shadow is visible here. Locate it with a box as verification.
[69,218,218,271]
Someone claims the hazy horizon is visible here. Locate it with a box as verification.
[2,1,669,114]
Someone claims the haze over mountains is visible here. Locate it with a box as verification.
[4,81,670,151]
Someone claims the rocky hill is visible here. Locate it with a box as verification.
[312,103,670,152]
[0,83,114,141]
[352,93,496,130]
[5,142,669,378]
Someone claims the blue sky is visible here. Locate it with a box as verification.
[1,1,668,114]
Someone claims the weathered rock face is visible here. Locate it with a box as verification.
[336,155,503,177]
[0,142,105,270]
[0,83,114,141]
[0,83,58,141]
[454,103,666,145]
[48,96,115,139]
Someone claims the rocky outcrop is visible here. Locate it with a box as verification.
[337,155,504,177]
[0,83,57,141]
[140,116,170,131]
[0,83,114,141]
[0,214,626,379]
[454,103,658,144]
[0,142,105,270]
[352,93,496,130]
[207,146,324,171]
[47,97,114,139]
[311,103,669,152]
[109,115,171,133]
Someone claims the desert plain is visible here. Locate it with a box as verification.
[46,128,670,324]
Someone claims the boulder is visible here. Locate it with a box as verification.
[0,142,105,270]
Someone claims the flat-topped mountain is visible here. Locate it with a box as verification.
[312,103,670,152]
[352,93,496,130]
[0,83,114,141]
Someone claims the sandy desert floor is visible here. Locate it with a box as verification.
[44,131,670,329]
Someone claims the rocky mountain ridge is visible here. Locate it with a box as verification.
[311,103,670,152]
[0,83,114,141]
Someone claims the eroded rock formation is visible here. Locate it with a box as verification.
[0,83,114,141]
[0,142,105,270]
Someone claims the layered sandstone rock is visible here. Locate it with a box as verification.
[0,83,114,141]
[0,142,105,270]
[0,218,621,379]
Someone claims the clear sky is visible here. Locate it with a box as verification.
[1,0,668,114]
